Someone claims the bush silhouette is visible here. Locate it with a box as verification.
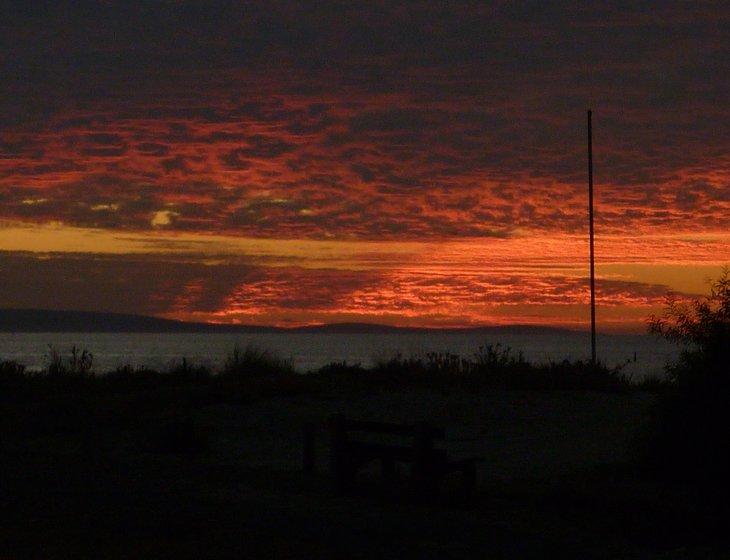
[221,344,294,378]
[649,268,729,383]
[0,359,26,386]
[46,345,94,377]
[645,269,730,492]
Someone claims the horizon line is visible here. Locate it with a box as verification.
[0,308,650,335]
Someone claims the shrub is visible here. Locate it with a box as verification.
[473,343,526,370]
[45,345,94,378]
[165,357,212,382]
[649,268,729,384]
[363,345,631,391]
[0,359,26,384]
[372,353,426,380]
[221,344,294,378]
[103,364,163,387]
[314,361,366,376]
[644,269,730,492]
[423,351,469,374]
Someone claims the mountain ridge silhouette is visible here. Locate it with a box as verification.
[0,308,584,335]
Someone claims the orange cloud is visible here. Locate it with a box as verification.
[2,2,728,329]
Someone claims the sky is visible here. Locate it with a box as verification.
[1,1,728,331]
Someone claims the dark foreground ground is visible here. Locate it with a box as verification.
[1,385,728,559]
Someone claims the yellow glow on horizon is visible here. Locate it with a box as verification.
[1,221,728,267]
[597,263,726,296]
[2,220,728,331]
[0,221,425,267]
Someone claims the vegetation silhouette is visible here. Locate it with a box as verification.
[221,343,295,378]
[47,344,93,377]
[643,269,730,498]
[1,341,641,394]
[0,342,646,458]
[2,308,729,556]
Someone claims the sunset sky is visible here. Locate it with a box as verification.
[1,1,728,331]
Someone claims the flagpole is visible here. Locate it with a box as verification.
[587,110,597,364]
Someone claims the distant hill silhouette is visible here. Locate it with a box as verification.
[0,308,581,335]
[0,309,273,333]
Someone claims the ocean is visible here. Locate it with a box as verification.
[0,331,679,379]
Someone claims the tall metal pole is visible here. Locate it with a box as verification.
[587,110,597,364]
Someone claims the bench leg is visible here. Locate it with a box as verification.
[462,462,477,505]
[329,416,356,493]
[411,464,441,500]
[382,456,397,486]
[303,423,316,474]
[332,451,356,492]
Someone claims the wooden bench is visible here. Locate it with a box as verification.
[326,414,481,499]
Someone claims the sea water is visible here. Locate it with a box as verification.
[0,331,679,379]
